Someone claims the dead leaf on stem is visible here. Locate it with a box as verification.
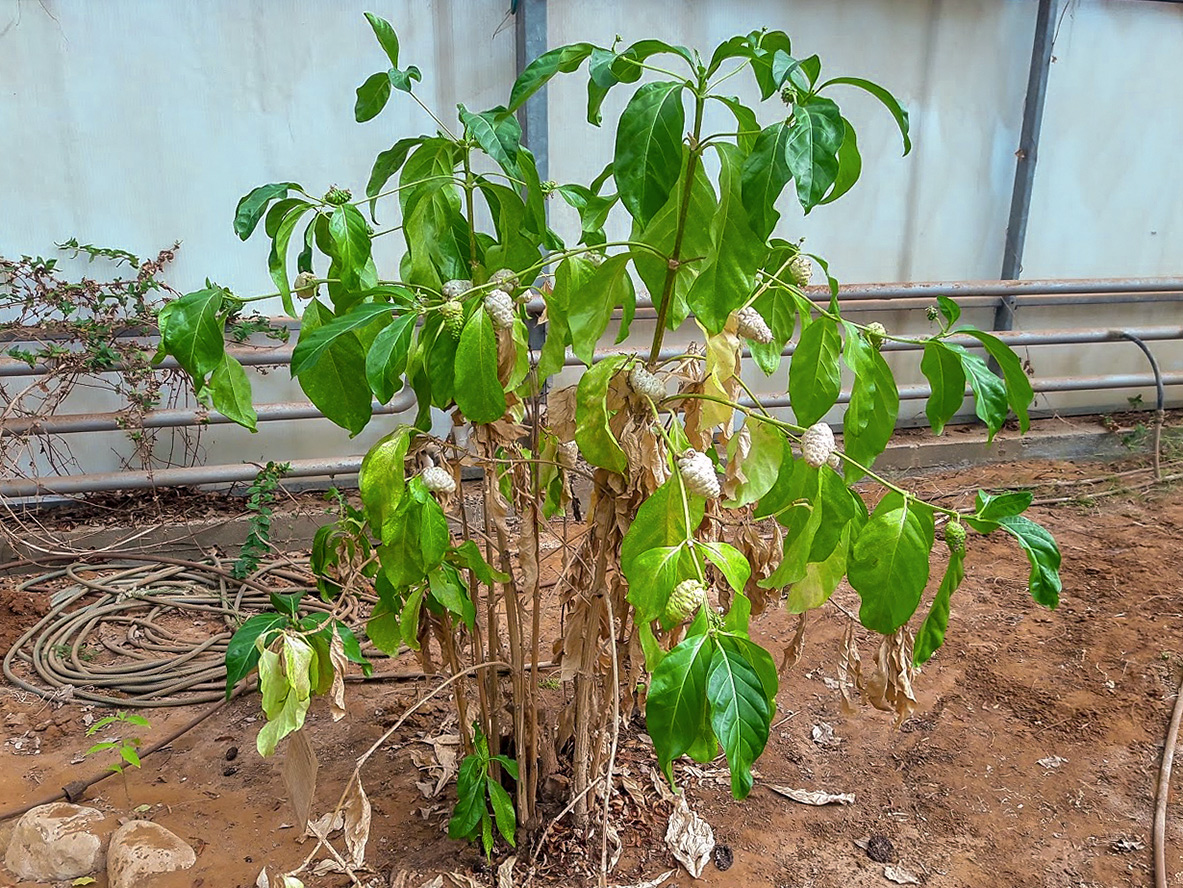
[780,613,808,675]
[282,728,318,832]
[837,620,863,714]
[864,627,918,725]
[329,631,348,722]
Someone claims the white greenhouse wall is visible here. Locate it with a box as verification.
[0,0,1180,480]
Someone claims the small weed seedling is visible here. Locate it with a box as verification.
[85,711,150,804]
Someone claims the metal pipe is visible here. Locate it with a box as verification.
[0,344,294,378]
[747,371,1183,411]
[0,389,416,436]
[5,370,1179,500]
[556,326,1183,367]
[0,455,369,499]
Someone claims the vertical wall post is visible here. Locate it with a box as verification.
[515,0,549,351]
[514,0,549,183]
[995,0,1057,333]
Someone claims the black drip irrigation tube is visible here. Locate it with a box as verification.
[1121,331,1166,480]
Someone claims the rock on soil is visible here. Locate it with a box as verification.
[107,820,196,888]
[3,802,106,881]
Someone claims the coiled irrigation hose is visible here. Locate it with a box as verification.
[3,554,374,707]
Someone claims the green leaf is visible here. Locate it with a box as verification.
[359,426,412,534]
[961,330,1033,432]
[224,613,287,698]
[707,634,775,798]
[787,522,853,613]
[841,321,899,478]
[913,549,965,665]
[647,622,715,783]
[698,541,751,595]
[574,355,630,474]
[296,299,372,436]
[486,778,516,847]
[937,294,961,327]
[920,340,966,435]
[847,493,935,633]
[328,204,373,291]
[120,745,142,769]
[388,64,421,94]
[709,94,760,154]
[568,254,635,365]
[614,81,685,228]
[628,544,693,622]
[508,42,594,112]
[819,117,862,205]
[740,120,794,241]
[365,599,401,655]
[291,302,394,376]
[974,489,1034,522]
[158,287,226,383]
[555,184,617,247]
[268,202,312,316]
[950,344,1008,441]
[448,539,511,585]
[724,419,784,507]
[366,137,423,220]
[448,754,486,840]
[819,76,911,154]
[235,182,300,241]
[621,476,706,579]
[747,30,794,99]
[208,354,257,431]
[687,143,767,334]
[459,105,522,177]
[379,479,450,587]
[428,563,476,630]
[454,309,507,424]
[996,515,1061,608]
[364,12,401,67]
[784,96,844,214]
[355,70,392,123]
[789,316,841,427]
[365,313,416,403]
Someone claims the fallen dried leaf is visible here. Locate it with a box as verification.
[766,785,854,806]
[665,795,715,879]
[883,864,920,884]
[497,856,516,888]
[609,870,675,888]
[810,722,842,748]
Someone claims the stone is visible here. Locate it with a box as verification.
[107,820,196,888]
[3,802,105,881]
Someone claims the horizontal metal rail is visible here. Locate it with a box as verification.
[0,389,417,436]
[4,371,1178,499]
[4,274,1181,376]
[0,456,369,498]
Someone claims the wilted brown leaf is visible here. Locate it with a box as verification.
[780,613,808,675]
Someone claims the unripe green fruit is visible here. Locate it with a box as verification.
[665,579,708,623]
[866,321,887,351]
[323,186,352,206]
[926,304,940,322]
[293,271,317,301]
[944,521,967,556]
[678,449,720,500]
[441,300,464,340]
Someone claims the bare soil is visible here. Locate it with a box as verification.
[2,458,1182,888]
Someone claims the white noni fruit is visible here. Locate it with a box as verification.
[627,363,665,401]
[421,465,456,494]
[788,253,813,287]
[801,422,836,469]
[442,279,473,300]
[735,306,773,344]
[678,449,720,499]
[483,290,515,330]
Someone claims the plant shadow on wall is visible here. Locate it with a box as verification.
[155,14,1062,884]
[0,240,288,552]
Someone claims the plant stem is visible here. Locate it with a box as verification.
[462,148,479,273]
[648,88,707,366]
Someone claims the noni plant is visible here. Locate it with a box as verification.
[155,14,1061,853]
